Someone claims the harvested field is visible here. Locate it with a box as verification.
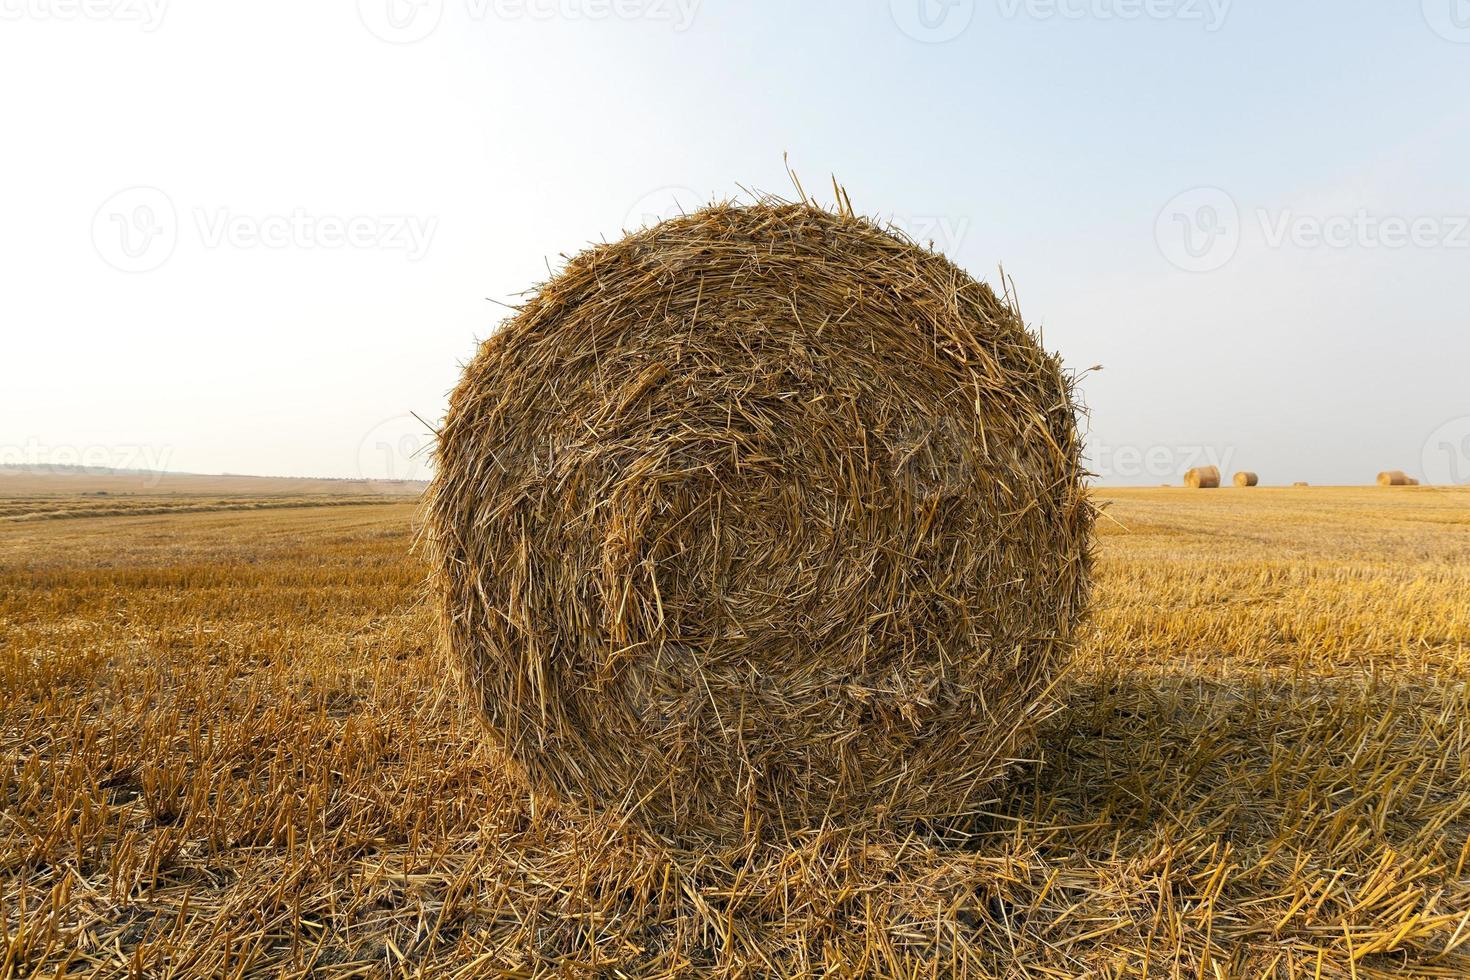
[0,495,407,523]
[0,467,425,499]
[3,488,1469,976]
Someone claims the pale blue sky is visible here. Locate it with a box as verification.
[3,0,1467,485]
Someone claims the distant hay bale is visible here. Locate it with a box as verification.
[1233,471,1259,487]
[1184,465,1221,488]
[1408,478,1421,486]
[426,200,1094,840]
[1377,470,1411,486]
[1292,481,1309,487]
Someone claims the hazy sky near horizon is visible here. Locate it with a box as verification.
[3,0,1468,486]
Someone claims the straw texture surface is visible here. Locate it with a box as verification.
[427,201,1093,839]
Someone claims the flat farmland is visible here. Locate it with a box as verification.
[3,487,1468,977]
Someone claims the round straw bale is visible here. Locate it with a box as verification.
[1377,470,1410,486]
[1292,481,1309,487]
[1184,465,1220,488]
[1233,471,1259,487]
[427,201,1094,840]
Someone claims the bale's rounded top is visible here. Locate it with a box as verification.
[428,199,1093,840]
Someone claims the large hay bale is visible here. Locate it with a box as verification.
[1184,465,1221,488]
[427,201,1093,840]
[1233,471,1259,487]
[1378,470,1410,486]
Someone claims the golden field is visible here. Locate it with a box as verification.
[3,485,1468,978]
